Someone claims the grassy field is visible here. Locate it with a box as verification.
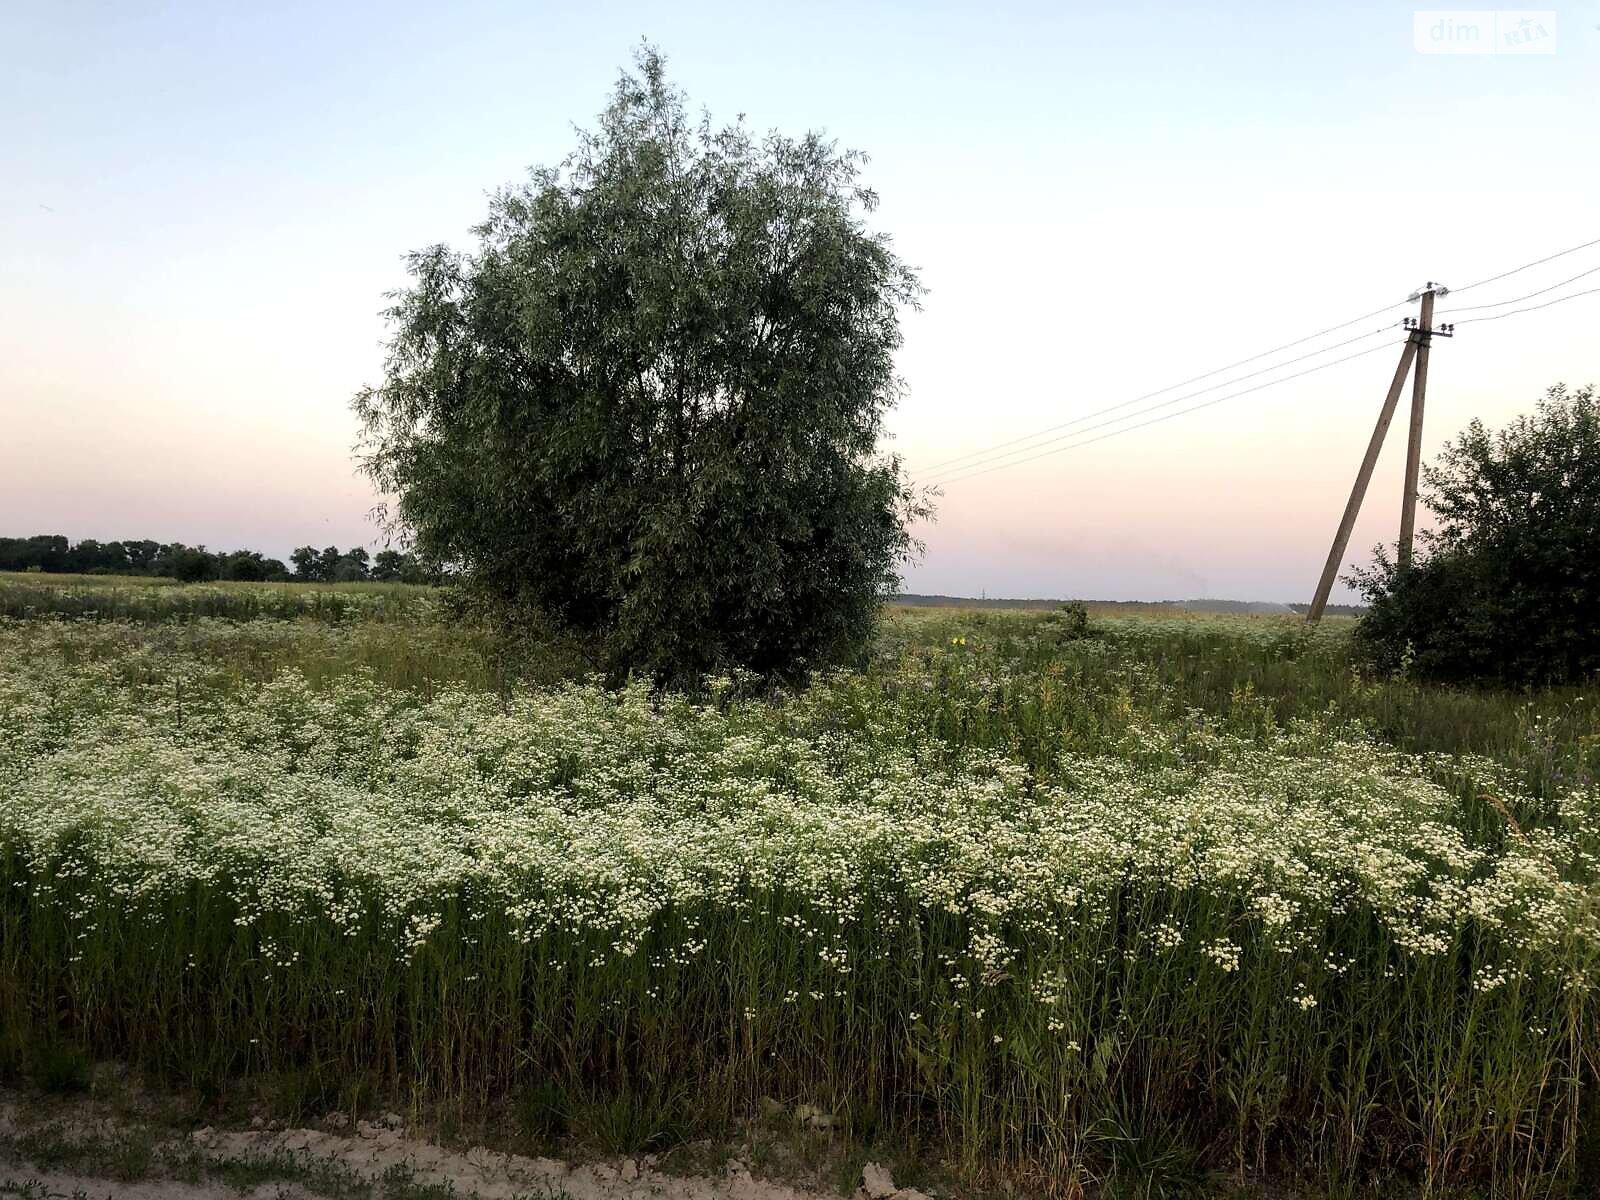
[1,574,1596,1197]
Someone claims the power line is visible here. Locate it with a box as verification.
[919,322,1403,482]
[920,322,1403,482]
[932,283,1599,490]
[910,300,1412,478]
[915,235,1598,490]
[915,320,1404,480]
[1448,234,1600,295]
[935,339,1405,487]
[932,339,1407,488]
[1450,285,1600,326]
[1437,263,1600,314]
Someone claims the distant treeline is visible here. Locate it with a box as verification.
[894,593,1365,616]
[894,593,1065,610]
[0,535,434,585]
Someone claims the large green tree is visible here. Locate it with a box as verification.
[1351,382,1600,683]
[355,48,927,681]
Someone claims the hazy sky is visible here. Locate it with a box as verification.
[4,1,1596,600]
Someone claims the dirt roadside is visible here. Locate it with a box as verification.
[0,1093,938,1200]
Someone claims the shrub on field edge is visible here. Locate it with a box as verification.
[1350,381,1600,685]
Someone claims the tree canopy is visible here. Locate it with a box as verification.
[355,48,928,683]
[1351,382,1600,683]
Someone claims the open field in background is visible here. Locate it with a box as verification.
[891,596,1366,619]
[0,574,1358,624]
[2,574,1598,1197]
[0,570,438,625]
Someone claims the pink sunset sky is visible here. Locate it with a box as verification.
[4,2,1596,601]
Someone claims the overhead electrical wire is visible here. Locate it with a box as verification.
[910,300,1413,478]
[913,233,1599,490]
[918,321,1404,483]
[1447,234,1600,295]
[1448,284,1600,326]
[932,339,1408,488]
[1437,263,1600,315]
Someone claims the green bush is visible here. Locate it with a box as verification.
[1351,382,1600,684]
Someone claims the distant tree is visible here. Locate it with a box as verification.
[332,547,370,582]
[355,47,928,682]
[1351,382,1600,684]
[4,535,72,573]
[98,541,132,573]
[123,540,161,573]
[370,549,407,582]
[290,546,322,582]
[317,546,343,581]
[222,550,269,582]
[33,535,70,572]
[158,543,220,584]
[68,539,129,573]
[371,548,431,584]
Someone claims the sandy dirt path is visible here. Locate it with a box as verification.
[1,1101,932,1200]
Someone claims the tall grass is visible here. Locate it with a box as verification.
[0,572,436,624]
[0,587,1597,1194]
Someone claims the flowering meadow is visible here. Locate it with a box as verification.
[1,580,1597,1194]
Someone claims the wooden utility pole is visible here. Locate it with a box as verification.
[1305,339,1419,622]
[1305,284,1453,623]
[1398,286,1437,568]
